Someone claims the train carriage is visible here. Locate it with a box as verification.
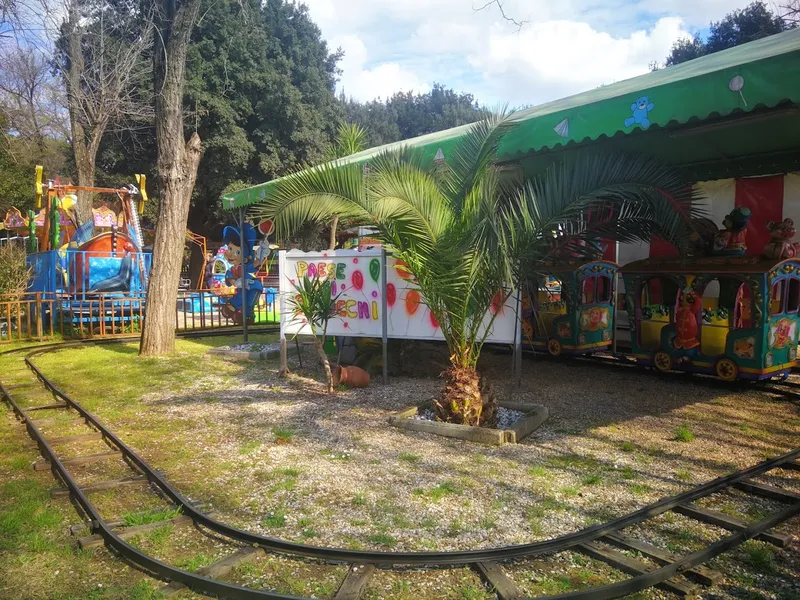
[621,256,800,381]
[522,260,619,356]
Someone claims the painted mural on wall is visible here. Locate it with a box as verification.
[624,96,654,130]
[279,250,518,343]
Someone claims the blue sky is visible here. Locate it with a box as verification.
[301,0,755,106]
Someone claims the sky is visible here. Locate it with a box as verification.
[301,0,758,106]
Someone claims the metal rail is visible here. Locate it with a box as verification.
[1,337,799,600]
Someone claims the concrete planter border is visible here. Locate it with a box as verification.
[388,401,549,445]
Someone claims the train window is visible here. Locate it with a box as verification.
[734,283,752,329]
[581,276,596,304]
[770,280,785,315]
[639,276,678,351]
[597,276,611,302]
[788,279,800,314]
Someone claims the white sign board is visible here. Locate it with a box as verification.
[279,249,518,344]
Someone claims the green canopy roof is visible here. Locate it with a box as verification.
[223,28,800,210]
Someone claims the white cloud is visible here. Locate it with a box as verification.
[335,35,431,101]
[469,17,690,105]
[302,0,742,105]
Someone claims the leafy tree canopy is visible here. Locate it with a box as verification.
[665,1,792,66]
[340,83,489,147]
[94,0,488,241]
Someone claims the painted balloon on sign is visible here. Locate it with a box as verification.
[405,290,420,315]
[386,283,397,307]
[352,270,364,290]
[369,258,380,282]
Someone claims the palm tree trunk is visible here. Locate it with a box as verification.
[328,215,339,250]
[434,365,497,426]
[312,334,334,393]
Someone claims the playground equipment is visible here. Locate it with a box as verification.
[14,168,152,336]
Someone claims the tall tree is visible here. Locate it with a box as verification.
[665,1,791,66]
[96,0,343,241]
[138,0,202,356]
[56,0,154,223]
[782,1,800,24]
[0,47,71,214]
[252,115,701,425]
[664,36,706,66]
[0,45,69,156]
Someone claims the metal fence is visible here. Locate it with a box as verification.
[0,289,279,344]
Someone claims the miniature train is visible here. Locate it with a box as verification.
[523,219,800,382]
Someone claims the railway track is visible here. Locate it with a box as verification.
[1,335,799,599]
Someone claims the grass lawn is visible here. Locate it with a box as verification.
[1,338,798,599]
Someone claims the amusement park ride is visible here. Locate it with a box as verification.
[0,167,279,334]
[524,210,800,382]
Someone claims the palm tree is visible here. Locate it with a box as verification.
[324,123,368,249]
[251,113,701,426]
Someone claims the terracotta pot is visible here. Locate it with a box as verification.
[333,365,370,388]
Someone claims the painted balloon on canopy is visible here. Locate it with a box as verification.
[386,283,397,307]
[405,289,421,315]
[352,270,364,290]
[369,258,380,282]
[429,311,439,329]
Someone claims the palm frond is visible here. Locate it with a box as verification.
[247,161,369,240]
[513,152,705,273]
[442,109,517,211]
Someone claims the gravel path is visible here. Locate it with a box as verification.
[116,347,800,597]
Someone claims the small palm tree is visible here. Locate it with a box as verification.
[252,113,701,425]
[289,275,342,394]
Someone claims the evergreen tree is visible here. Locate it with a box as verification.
[665,1,791,66]
[341,83,488,147]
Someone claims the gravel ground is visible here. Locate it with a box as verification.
[21,343,800,599]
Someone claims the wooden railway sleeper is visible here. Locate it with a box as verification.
[34,450,122,471]
[674,503,794,547]
[78,514,196,549]
[51,475,149,498]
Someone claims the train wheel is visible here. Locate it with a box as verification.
[715,358,739,382]
[547,339,562,356]
[653,351,672,373]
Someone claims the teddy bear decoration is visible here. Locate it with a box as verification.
[763,218,800,260]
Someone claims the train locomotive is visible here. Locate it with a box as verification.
[522,259,619,357]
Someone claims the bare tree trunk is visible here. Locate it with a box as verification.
[73,145,96,224]
[328,215,338,250]
[65,0,94,225]
[139,0,202,356]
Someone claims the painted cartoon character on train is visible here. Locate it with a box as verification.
[763,218,800,259]
[624,96,654,129]
[219,223,263,324]
[673,286,702,357]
